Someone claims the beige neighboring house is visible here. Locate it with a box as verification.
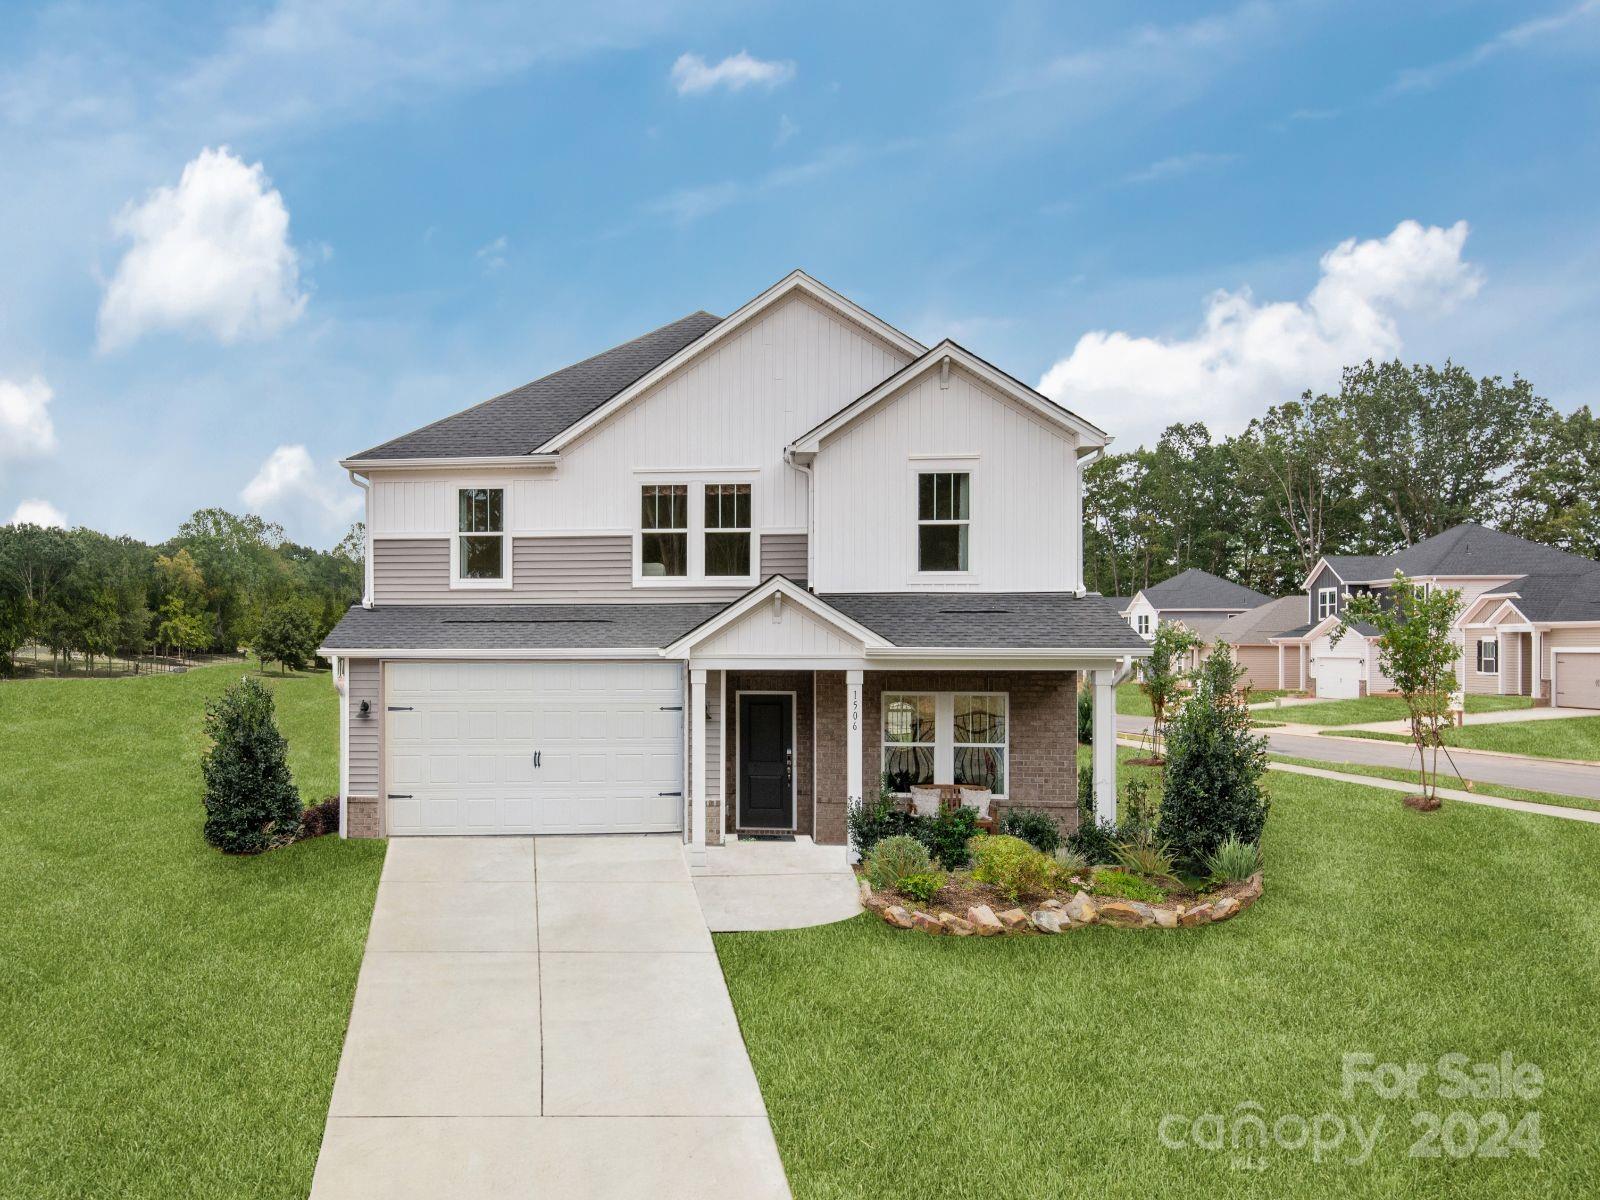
[1270,523,1600,706]
[1208,595,1312,692]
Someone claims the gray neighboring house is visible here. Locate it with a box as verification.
[1208,595,1314,691]
[1119,568,1272,642]
[320,271,1150,851]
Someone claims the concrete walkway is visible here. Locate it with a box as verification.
[1335,706,1597,736]
[691,836,861,932]
[310,836,790,1200]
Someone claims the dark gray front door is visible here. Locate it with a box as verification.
[738,694,793,829]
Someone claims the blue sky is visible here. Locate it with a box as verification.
[2,0,1598,545]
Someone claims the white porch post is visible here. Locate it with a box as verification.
[1092,669,1117,826]
[1531,629,1542,700]
[1300,644,1310,693]
[1277,643,1285,691]
[690,668,708,869]
[846,669,864,859]
[1497,632,1508,696]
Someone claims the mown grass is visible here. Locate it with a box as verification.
[718,757,1600,1199]
[1325,716,1600,762]
[1269,754,1600,814]
[1271,694,1533,727]
[0,659,386,1199]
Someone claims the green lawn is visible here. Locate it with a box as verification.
[1270,693,1533,727]
[1119,683,1292,717]
[718,751,1600,1198]
[0,660,386,1199]
[1269,754,1600,814]
[1326,715,1600,762]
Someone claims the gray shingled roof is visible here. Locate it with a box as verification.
[321,603,728,651]
[1325,524,1598,583]
[1322,554,1401,581]
[351,312,722,460]
[1480,570,1600,623]
[1212,595,1311,645]
[1138,568,1271,612]
[819,592,1149,650]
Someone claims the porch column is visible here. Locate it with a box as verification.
[690,668,707,869]
[1497,632,1508,696]
[1277,644,1285,691]
[846,670,863,858]
[1092,669,1117,826]
[1531,629,1543,700]
[1300,644,1309,693]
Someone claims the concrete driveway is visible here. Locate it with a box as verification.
[310,836,790,1200]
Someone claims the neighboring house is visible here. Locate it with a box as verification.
[1120,568,1272,645]
[320,271,1149,853]
[1270,523,1600,706]
[1208,595,1312,692]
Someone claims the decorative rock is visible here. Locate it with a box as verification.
[859,879,874,903]
[1030,910,1064,934]
[1038,899,1064,911]
[1064,891,1099,925]
[910,910,944,934]
[1212,896,1241,921]
[967,904,1006,935]
[1098,900,1156,927]
[939,912,975,936]
[1239,872,1264,901]
[1152,906,1178,929]
[882,905,915,929]
[1179,903,1212,926]
[997,907,1031,930]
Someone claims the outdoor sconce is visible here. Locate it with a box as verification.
[358,700,372,718]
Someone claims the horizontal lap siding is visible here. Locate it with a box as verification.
[1234,644,1296,691]
[348,660,380,794]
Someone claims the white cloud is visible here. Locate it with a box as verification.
[670,51,795,95]
[97,146,307,351]
[9,499,67,528]
[475,234,509,271]
[242,444,361,534]
[1122,151,1238,185]
[0,376,57,459]
[775,113,798,146]
[1038,220,1483,448]
[1390,0,1600,94]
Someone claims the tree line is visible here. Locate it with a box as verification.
[1084,358,1600,598]
[0,508,363,677]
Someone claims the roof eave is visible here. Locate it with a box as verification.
[341,453,561,472]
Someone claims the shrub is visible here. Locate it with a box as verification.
[1091,868,1167,903]
[1052,844,1091,880]
[1112,826,1177,879]
[1205,835,1263,885]
[201,676,302,854]
[897,871,947,904]
[1122,775,1158,832]
[865,835,933,890]
[970,834,1056,902]
[848,797,923,857]
[1077,686,1093,745]
[922,804,979,869]
[1158,643,1270,861]
[299,797,340,839]
[1066,819,1120,865]
[999,808,1061,854]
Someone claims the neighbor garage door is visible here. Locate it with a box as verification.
[1553,651,1600,710]
[1316,657,1362,699]
[384,661,683,835]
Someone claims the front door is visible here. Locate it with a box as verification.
[738,693,793,829]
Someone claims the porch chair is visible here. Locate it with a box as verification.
[901,784,998,835]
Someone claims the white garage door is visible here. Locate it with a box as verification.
[1316,657,1362,699]
[1553,651,1600,710]
[384,661,684,835]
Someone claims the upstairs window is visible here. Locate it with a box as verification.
[704,483,752,577]
[640,485,688,577]
[1136,613,1151,637]
[456,488,504,581]
[1477,638,1498,675]
[918,471,970,572]
[1317,586,1338,621]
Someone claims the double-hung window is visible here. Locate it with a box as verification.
[917,471,970,572]
[1317,587,1338,621]
[640,485,689,577]
[1136,613,1151,636]
[882,692,1008,796]
[1477,638,1498,675]
[704,483,752,577]
[455,488,505,584]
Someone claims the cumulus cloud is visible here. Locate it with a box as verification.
[98,147,307,351]
[9,499,68,528]
[242,444,361,534]
[671,51,795,95]
[1038,220,1483,447]
[0,375,57,459]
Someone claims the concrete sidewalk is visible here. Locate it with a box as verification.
[309,836,790,1200]
[1335,706,1597,736]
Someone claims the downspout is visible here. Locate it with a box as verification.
[347,469,374,608]
[331,654,349,838]
[785,448,817,590]
[1074,447,1105,599]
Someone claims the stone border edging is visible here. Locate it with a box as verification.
[861,872,1262,935]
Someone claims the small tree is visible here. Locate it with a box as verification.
[1139,621,1201,759]
[1337,573,1461,808]
[201,676,303,853]
[256,599,318,674]
[1158,644,1269,861]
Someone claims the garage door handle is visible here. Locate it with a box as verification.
[659,791,682,797]
[387,793,413,799]
[387,706,413,712]
[533,751,541,768]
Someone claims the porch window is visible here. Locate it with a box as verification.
[917,471,970,572]
[881,694,935,791]
[1477,638,1498,675]
[704,483,752,577]
[456,488,504,582]
[640,484,688,577]
[953,694,1007,794]
[1317,587,1338,621]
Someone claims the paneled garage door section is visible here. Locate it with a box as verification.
[385,661,684,835]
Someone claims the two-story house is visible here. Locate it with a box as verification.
[1270,523,1600,704]
[319,272,1149,858]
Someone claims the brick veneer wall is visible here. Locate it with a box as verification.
[722,672,815,835]
[346,796,381,839]
[813,670,1079,847]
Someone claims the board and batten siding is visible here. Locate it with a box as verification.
[373,533,806,604]
[347,659,380,795]
[811,361,1079,593]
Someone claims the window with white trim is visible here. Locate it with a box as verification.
[704,483,751,577]
[640,485,688,577]
[917,471,970,572]
[882,692,1009,796]
[1477,638,1498,675]
[1136,613,1151,636]
[456,488,504,582]
[1317,586,1338,621]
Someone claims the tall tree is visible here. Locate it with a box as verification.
[1498,405,1600,559]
